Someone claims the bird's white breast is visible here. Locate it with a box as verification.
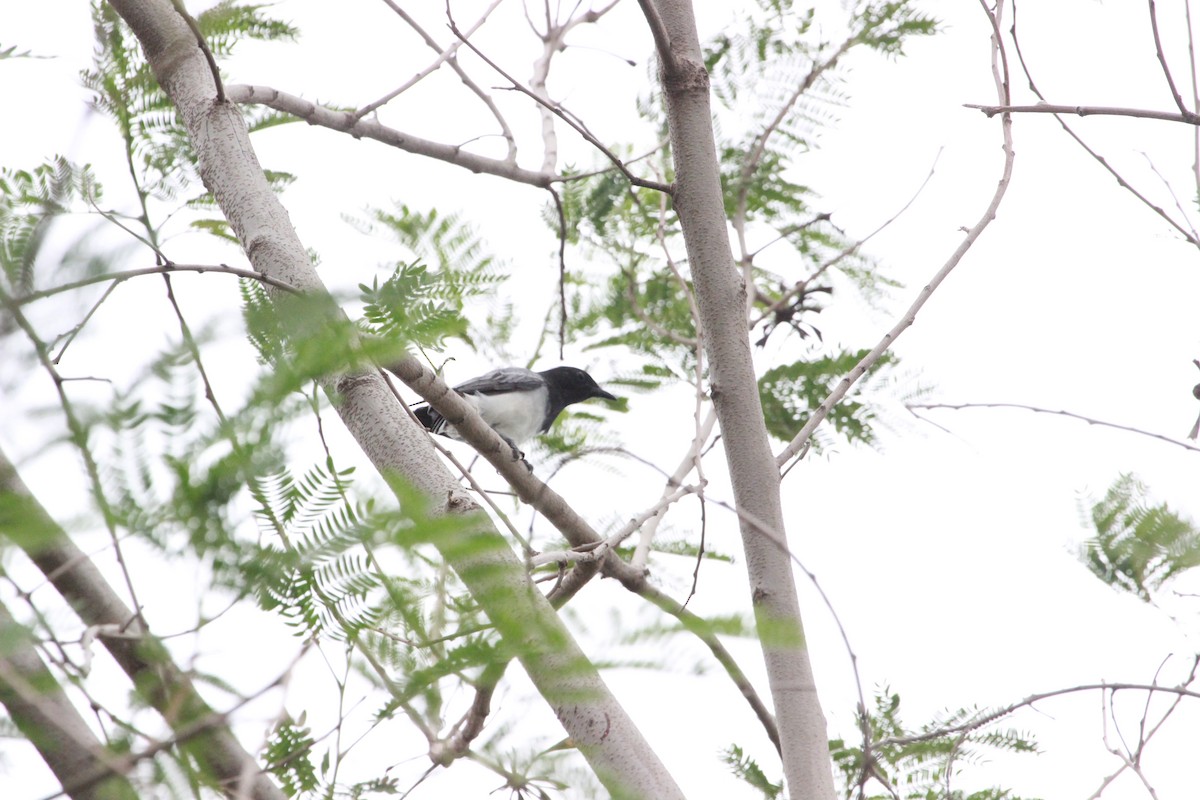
[450,386,548,444]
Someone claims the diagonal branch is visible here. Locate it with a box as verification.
[876,676,1200,749]
[1003,2,1200,248]
[15,262,301,305]
[226,84,553,187]
[368,0,515,162]
[1147,0,1192,119]
[111,2,683,794]
[0,601,138,800]
[775,1,1016,472]
[0,448,288,800]
[384,358,782,752]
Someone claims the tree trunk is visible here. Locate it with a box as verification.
[649,1,837,796]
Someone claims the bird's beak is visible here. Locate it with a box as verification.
[593,388,617,402]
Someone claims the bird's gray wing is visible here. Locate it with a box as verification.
[452,367,544,396]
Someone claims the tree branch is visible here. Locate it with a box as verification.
[965,102,1200,124]
[907,401,1200,454]
[226,84,553,187]
[0,447,288,800]
[14,262,301,305]
[0,601,138,800]
[649,0,836,793]
[776,2,1016,471]
[368,0,515,162]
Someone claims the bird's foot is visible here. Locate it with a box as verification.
[501,436,533,471]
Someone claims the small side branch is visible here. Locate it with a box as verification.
[876,677,1200,748]
[965,102,1200,125]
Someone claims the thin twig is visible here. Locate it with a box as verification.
[635,0,676,74]
[749,149,942,330]
[445,22,674,194]
[372,1,516,162]
[908,401,1200,454]
[878,678,1200,748]
[1147,0,1191,118]
[0,287,149,634]
[1007,1,1200,246]
[16,262,301,305]
[549,187,568,360]
[170,0,224,103]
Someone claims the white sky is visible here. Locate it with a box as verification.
[2,1,1199,799]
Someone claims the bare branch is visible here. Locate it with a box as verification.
[0,447,289,800]
[1147,0,1192,119]
[733,35,857,305]
[635,0,676,73]
[750,150,941,331]
[227,84,553,187]
[776,3,1016,471]
[444,23,674,193]
[877,678,1200,748]
[1007,4,1200,248]
[16,262,302,305]
[0,601,137,800]
[908,401,1200,454]
[169,0,224,103]
[368,0,516,161]
[965,102,1200,124]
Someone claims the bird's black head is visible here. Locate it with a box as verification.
[539,366,617,405]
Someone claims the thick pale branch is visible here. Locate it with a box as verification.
[0,602,138,800]
[0,449,287,800]
[226,84,552,187]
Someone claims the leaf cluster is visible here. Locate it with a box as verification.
[1080,473,1200,601]
[352,204,506,351]
[759,350,895,447]
[0,158,100,297]
[830,689,1037,800]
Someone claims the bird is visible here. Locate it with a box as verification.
[412,366,617,458]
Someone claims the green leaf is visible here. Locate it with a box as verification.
[1080,474,1200,601]
[758,350,895,447]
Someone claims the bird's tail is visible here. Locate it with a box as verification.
[411,404,440,432]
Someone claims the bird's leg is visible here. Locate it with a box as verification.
[499,434,533,471]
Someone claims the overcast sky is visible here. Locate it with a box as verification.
[3,1,1199,798]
